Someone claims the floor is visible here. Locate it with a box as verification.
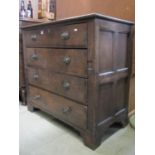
[19,103,135,155]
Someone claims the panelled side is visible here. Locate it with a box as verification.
[95,19,132,128]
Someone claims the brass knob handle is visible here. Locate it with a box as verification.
[62,81,70,90]
[33,95,40,100]
[62,107,72,114]
[31,54,38,60]
[63,56,71,64]
[61,32,70,40]
[31,34,37,41]
[33,74,39,80]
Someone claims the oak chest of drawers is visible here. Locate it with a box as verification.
[22,14,134,149]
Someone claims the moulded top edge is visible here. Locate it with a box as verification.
[21,13,134,29]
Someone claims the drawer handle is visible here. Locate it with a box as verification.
[33,74,39,80]
[62,107,72,114]
[31,54,38,60]
[62,81,70,90]
[33,95,41,100]
[61,32,70,40]
[31,34,37,41]
[63,56,71,64]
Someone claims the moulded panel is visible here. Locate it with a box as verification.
[98,82,114,123]
[99,31,113,73]
[115,78,128,112]
[114,33,128,69]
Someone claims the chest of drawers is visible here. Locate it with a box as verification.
[22,14,134,149]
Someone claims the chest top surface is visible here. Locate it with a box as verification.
[21,13,134,29]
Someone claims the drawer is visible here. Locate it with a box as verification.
[24,23,87,48]
[19,52,25,88]
[28,86,87,129]
[26,48,87,77]
[28,67,87,104]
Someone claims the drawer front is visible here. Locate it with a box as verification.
[28,67,87,104]
[26,48,87,77]
[25,23,87,48]
[19,52,25,88]
[28,86,87,129]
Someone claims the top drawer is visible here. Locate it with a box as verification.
[24,23,87,48]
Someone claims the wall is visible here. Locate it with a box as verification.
[56,0,135,21]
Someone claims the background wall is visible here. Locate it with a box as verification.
[56,0,135,21]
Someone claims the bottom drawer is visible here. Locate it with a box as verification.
[28,86,87,129]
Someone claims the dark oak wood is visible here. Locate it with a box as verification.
[28,67,87,104]
[26,48,88,77]
[24,23,87,48]
[28,86,87,129]
[22,13,134,150]
[19,19,43,105]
